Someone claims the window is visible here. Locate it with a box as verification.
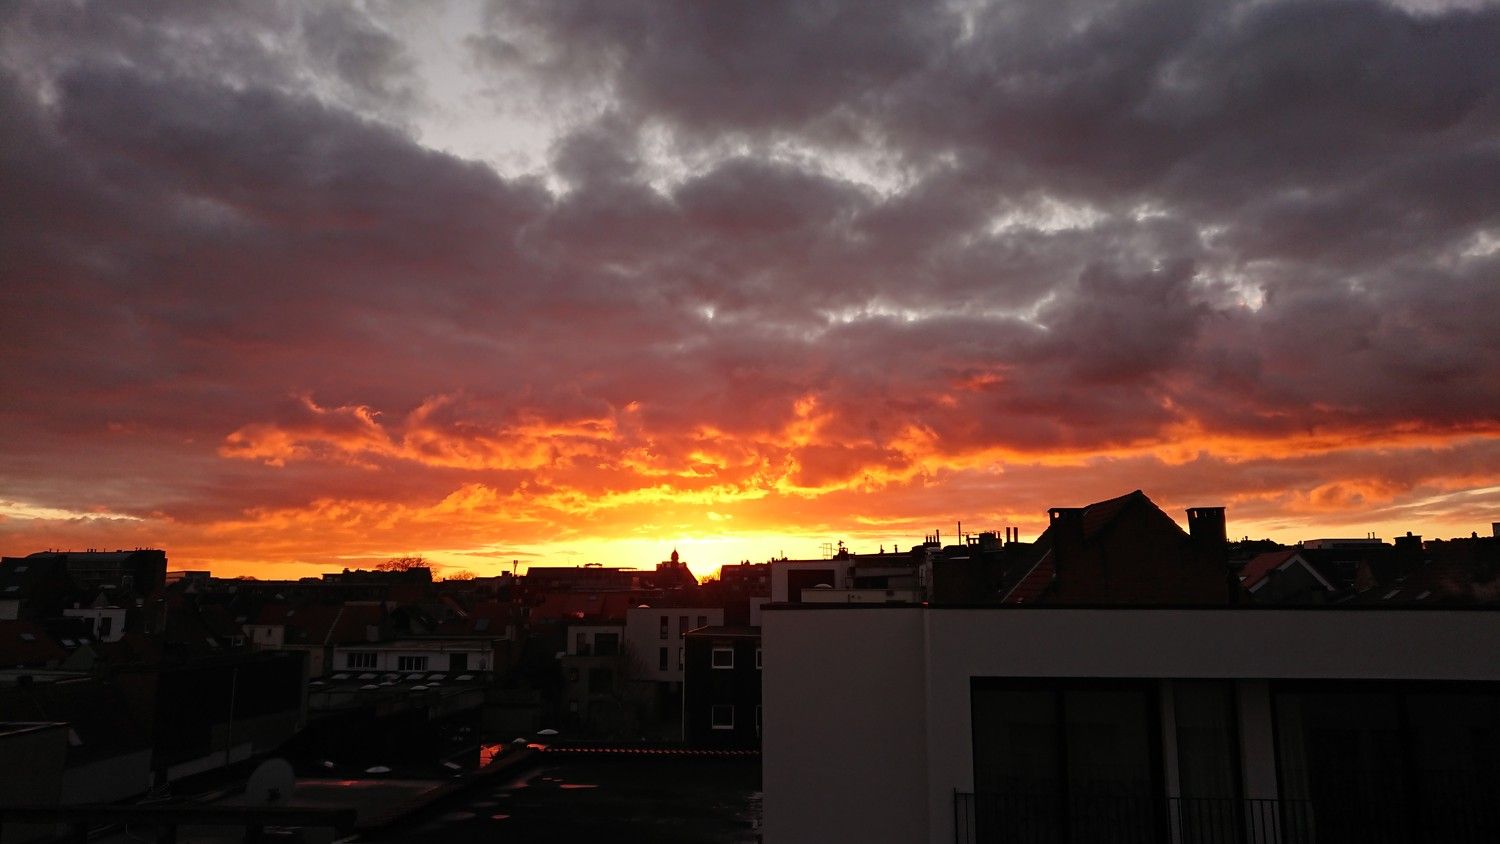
[98,615,113,638]
[679,615,688,636]
[594,632,619,656]
[568,667,579,682]
[1272,682,1500,842]
[659,615,668,640]
[576,631,588,654]
[711,705,735,730]
[697,615,708,628]
[1172,681,1241,839]
[397,655,428,671]
[756,648,762,669]
[712,646,734,669]
[346,652,377,669]
[659,646,668,671]
[971,679,1158,842]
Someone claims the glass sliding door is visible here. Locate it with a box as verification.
[1273,682,1500,844]
[971,679,1160,843]
[972,687,1063,843]
[1173,680,1243,843]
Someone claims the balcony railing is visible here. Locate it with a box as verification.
[954,791,1500,844]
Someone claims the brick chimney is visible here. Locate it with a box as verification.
[1186,507,1231,604]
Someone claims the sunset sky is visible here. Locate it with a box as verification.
[3,0,1499,580]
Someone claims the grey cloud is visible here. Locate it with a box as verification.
[3,0,1499,532]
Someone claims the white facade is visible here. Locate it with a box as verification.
[624,606,724,681]
[762,606,1500,844]
[330,639,493,674]
[769,560,849,603]
[61,607,128,642]
[799,587,922,604]
[242,623,285,648]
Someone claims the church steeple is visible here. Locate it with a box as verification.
[670,548,680,564]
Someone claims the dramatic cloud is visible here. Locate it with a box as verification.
[2,0,1498,577]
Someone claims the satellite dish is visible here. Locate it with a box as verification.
[245,759,295,806]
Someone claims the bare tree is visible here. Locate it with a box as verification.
[377,555,426,572]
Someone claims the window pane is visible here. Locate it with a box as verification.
[1173,681,1240,841]
[1064,688,1157,840]
[972,687,1061,843]
[595,632,618,656]
[1275,690,1407,842]
[1406,691,1500,839]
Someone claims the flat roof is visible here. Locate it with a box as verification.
[0,721,67,739]
[760,601,1500,612]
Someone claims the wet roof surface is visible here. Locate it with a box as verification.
[365,755,761,843]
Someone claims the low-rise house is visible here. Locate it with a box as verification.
[0,555,83,621]
[243,602,385,677]
[996,491,1237,605]
[682,626,761,747]
[559,621,635,734]
[622,603,725,732]
[330,636,499,674]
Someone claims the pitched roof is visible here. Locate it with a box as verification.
[1000,549,1055,604]
[0,620,69,667]
[530,592,636,623]
[1238,550,1324,591]
[252,602,389,645]
[1075,489,1150,539]
[684,625,760,638]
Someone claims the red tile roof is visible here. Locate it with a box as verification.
[1239,550,1300,590]
[530,592,636,623]
[1002,550,1055,604]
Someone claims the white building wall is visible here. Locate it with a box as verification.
[769,560,849,603]
[242,624,285,648]
[61,607,128,642]
[623,607,724,681]
[332,641,493,673]
[763,607,929,844]
[762,607,1500,844]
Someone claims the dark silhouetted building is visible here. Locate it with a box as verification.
[683,626,761,747]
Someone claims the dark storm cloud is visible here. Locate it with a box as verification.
[2,0,1498,566]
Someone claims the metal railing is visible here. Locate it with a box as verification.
[954,791,1500,844]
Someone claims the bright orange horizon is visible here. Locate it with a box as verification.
[4,408,1497,581]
